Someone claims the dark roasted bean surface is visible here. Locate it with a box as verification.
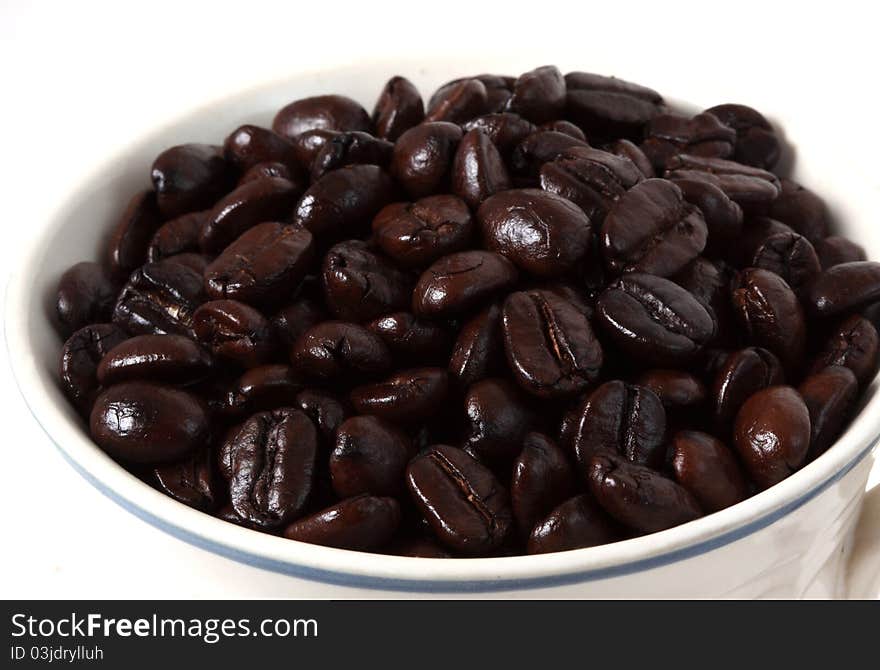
[52,66,878,557]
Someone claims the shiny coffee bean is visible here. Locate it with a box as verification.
[391,122,463,198]
[564,70,664,141]
[711,347,784,428]
[192,299,275,369]
[59,323,128,414]
[291,321,391,381]
[670,431,749,512]
[146,210,206,263]
[588,451,702,533]
[540,120,586,139]
[504,65,566,124]
[294,389,349,445]
[636,369,706,412]
[372,75,424,141]
[479,189,591,277]
[731,267,806,371]
[816,236,867,270]
[664,154,781,210]
[407,445,513,555]
[640,112,736,170]
[511,432,575,536]
[97,334,212,386]
[350,367,449,424]
[223,124,299,172]
[463,378,536,463]
[106,190,163,279]
[811,315,880,386]
[451,129,511,208]
[321,240,412,321]
[200,177,301,254]
[509,130,590,178]
[750,232,820,297]
[728,216,794,269]
[733,386,811,489]
[238,161,294,185]
[596,273,716,366]
[151,144,233,219]
[527,494,620,554]
[462,113,536,155]
[501,289,603,397]
[705,103,780,169]
[272,95,372,140]
[372,195,474,268]
[226,364,303,415]
[90,381,209,463]
[412,250,518,319]
[799,366,858,460]
[55,262,118,337]
[310,131,394,181]
[271,295,326,349]
[601,178,707,277]
[113,260,204,338]
[283,495,400,551]
[153,448,219,512]
[768,179,828,243]
[294,164,396,240]
[448,303,503,388]
[426,78,489,124]
[607,139,655,178]
[225,408,317,527]
[330,415,411,497]
[366,312,451,364]
[807,261,880,318]
[290,129,339,170]
[429,74,513,115]
[205,222,314,307]
[671,178,743,256]
[571,380,667,469]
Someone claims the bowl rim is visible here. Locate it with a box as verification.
[6,62,880,592]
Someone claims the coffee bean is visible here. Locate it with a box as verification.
[55,262,118,337]
[350,367,449,423]
[291,321,391,381]
[153,448,219,512]
[146,210,207,263]
[106,190,163,279]
[366,312,451,364]
[272,95,372,140]
[564,71,664,141]
[511,432,575,536]
[607,139,655,178]
[799,366,858,460]
[540,120,586,140]
[290,129,339,170]
[426,78,489,124]
[671,256,737,345]
[509,130,590,178]
[97,334,212,386]
[451,129,511,208]
[372,75,424,141]
[391,122,463,198]
[271,294,327,349]
[711,347,784,428]
[448,303,503,388]
[670,431,749,512]
[705,103,780,170]
[767,179,828,243]
[641,112,737,170]
[463,378,536,463]
[671,178,743,256]
[59,323,128,414]
[636,369,706,412]
[330,415,411,497]
[807,261,880,318]
[238,161,295,186]
[750,231,820,297]
[407,445,513,555]
[151,144,233,219]
[816,236,867,270]
[310,131,394,181]
[527,494,620,554]
[226,364,303,415]
[294,389,349,445]
[283,495,400,551]
[223,124,300,173]
[728,216,794,269]
[192,299,276,368]
[462,113,536,155]
[505,65,566,124]
[811,315,880,386]
[664,154,781,210]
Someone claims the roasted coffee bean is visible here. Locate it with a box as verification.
[106,190,163,279]
[59,324,128,414]
[412,250,518,318]
[55,262,118,337]
[321,240,412,321]
[291,321,391,381]
[225,408,317,527]
[271,295,326,349]
[372,195,474,268]
[146,210,206,263]
[596,273,716,366]
[816,236,867,269]
[90,382,209,463]
[205,223,314,307]
[448,303,503,388]
[290,129,339,170]
[728,216,794,269]
[223,124,300,173]
[540,120,586,140]
[807,261,880,318]
[504,65,566,124]
[501,289,603,397]
[564,71,664,141]
[391,122,463,198]
[750,231,820,297]
[733,386,811,489]
[768,179,828,243]
[151,144,233,219]
[731,268,806,371]
[294,164,396,240]
[811,315,880,386]
[226,365,303,415]
[350,367,449,423]
[670,431,748,512]
[429,74,513,114]
[799,366,858,460]
[294,389,349,444]
[310,131,394,181]
[588,451,702,533]
[671,258,736,347]
[284,495,400,551]
[711,347,784,428]
[607,139,655,178]
[330,415,411,497]
[462,113,537,155]
[527,494,620,554]
[479,189,591,277]
[160,252,211,274]
[705,103,780,170]
[640,112,737,170]
[509,130,590,179]
[636,369,706,412]
[192,299,276,368]
[570,380,666,469]
[272,95,372,140]
[601,178,707,277]
[463,378,536,463]
[366,312,451,364]
[511,432,575,536]
[372,75,424,141]
[664,154,781,210]
[97,334,212,386]
[238,161,295,185]
[407,445,513,555]
[671,178,743,256]
[539,146,644,224]
[200,177,301,254]
[451,129,511,208]
[153,448,219,512]
[113,260,204,338]
[426,78,489,124]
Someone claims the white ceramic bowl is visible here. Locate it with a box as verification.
[6,61,880,598]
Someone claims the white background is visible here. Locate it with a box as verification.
[0,0,878,598]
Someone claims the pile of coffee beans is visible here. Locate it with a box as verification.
[55,66,880,557]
